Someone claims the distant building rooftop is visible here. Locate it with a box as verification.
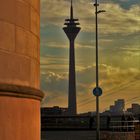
[41,106,68,116]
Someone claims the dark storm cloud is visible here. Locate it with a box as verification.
[114,0,140,9]
[101,0,140,9]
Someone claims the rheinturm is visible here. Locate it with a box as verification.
[63,0,81,115]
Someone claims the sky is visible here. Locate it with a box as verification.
[40,0,140,113]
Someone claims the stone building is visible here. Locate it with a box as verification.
[0,0,43,140]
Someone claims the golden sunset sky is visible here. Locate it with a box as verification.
[40,0,140,113]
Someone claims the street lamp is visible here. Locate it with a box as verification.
[92,0,105,140]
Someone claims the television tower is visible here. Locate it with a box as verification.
[63,0,81,115]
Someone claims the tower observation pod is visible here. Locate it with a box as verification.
[0,0,44,140]
[63,0,81,115]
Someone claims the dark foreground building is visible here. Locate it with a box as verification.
[41,113,140,140]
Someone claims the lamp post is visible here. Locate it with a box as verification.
[92,0,105,140]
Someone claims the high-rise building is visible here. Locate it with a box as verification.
[132,104,140,114]
[127,104,140,115]
[114,99,125,112]
[63,0,81,115]
[0,1,43,140]
[109,99,125,114]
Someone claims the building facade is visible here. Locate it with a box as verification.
[0,0,43,140]
[109,99,125,114]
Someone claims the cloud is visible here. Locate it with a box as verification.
[40,0,140,113]
[40,0,140,70]
[41,1,140,34]
[40,71,69,107]
[107,0,140,9]
[41,63,140,112]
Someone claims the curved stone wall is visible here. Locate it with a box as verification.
[0,96,41,140]
[0,0,40,88]
[0,1,43,140]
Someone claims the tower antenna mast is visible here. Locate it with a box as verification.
[70,0,73,19]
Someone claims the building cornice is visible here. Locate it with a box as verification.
[0,84,44,101]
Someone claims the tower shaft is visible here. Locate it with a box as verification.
[68,40,76,114]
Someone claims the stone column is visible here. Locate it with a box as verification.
[0,0,44,140]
